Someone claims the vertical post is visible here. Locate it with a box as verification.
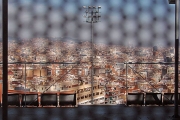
[2,0,8,120]
[91,20,94,104]
[25,63,26,106]
[125,63,128,105]
[174,0,179,118]
[25,63,26,90]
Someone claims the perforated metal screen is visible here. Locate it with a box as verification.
[6,0,175,47]
[0,0,178,106]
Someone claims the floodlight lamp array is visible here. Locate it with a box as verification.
[83,6,101,23]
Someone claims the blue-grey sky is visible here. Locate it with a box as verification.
[7,0,176,47]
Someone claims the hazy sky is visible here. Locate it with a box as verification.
[6,0,176,47]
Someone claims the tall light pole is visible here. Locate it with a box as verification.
[168,0,179,119]
[83,6,101,104]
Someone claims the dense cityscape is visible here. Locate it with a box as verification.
[1,38,178,105]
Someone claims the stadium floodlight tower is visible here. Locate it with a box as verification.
[168,0,179,119]
[83,6,101,104]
